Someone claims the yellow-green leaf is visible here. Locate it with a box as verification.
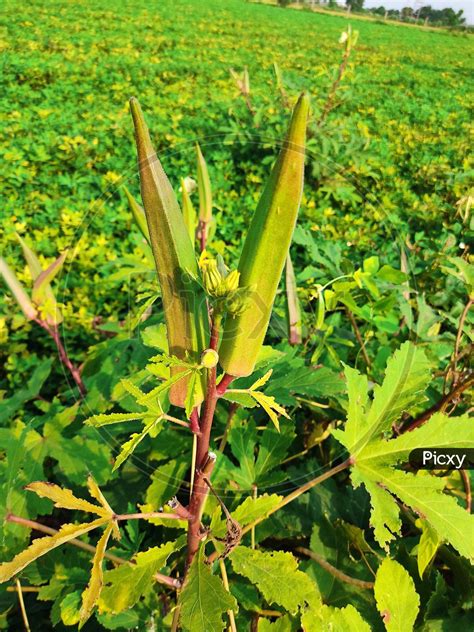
[0,518,109,583]
[0,257,37,320]
[181,177,197,243]
[196,143,212,223]
[25,482,109,517]
[123,186,150,243]
[32,250,67,305]
[79,523,114,627]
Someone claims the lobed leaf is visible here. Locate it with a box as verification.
[99,542,178,613]
[112,416,164,471]
[230,546,319,615]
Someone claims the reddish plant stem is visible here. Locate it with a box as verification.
[460,470,472,513]
[198,220,208,253]
[185,319,224,569]
[318,45,351,127]
[186,367,218,568]
[216,372,234,396]
[37,320,86,396]
[402,374,473,432]
[189,408,200,434]
[346,308,371,369]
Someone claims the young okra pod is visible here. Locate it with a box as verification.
[129,98,209,407]
[219,93,309,377]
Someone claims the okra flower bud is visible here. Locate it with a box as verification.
[200,349,219,369]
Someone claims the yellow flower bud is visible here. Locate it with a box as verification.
[224,269,240,293]
[202,260,222,295]
[200,348,219,369]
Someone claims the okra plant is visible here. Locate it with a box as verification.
[1,91,473,632]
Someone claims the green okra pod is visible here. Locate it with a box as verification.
[219,93,309,377]
[129,98,209,407]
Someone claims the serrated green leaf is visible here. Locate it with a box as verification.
[258,614,293,631]
[85,412,146,427]
[302,603,370,632]
[250,390,290,431]
[230,546,319,614]
[179,546,237,632]
[374,559,420,632]
[113,415,164,471]
[334,342,431,455]
[212,494,282,538]
[351,413,474,557]
[99,542,176,613]
[416,519,441,578]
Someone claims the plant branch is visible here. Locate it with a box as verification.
[38,320,86,396]
[445,297,473,391]
[295,547,374,589]
[163,414,191,429]
[216,372,234,396]
[460,469,472,512]
[218,402,239,452]
[16,578,31,632]
[241,458,351,536]
[402,373,474,432]
[318,43,352,127]
[219,559,237,632]
[114,512,182,521]
[345,308,371,369]
[186,317,226,569]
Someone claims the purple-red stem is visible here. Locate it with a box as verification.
[185,319,224,568]
[216,372,234,396]
[37,320,86,396]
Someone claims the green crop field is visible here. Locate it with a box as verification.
[0,1,473,630]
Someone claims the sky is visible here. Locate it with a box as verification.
[363,0,474,24]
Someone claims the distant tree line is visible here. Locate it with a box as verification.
[370,4,466,26]
[275,1,468,28]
